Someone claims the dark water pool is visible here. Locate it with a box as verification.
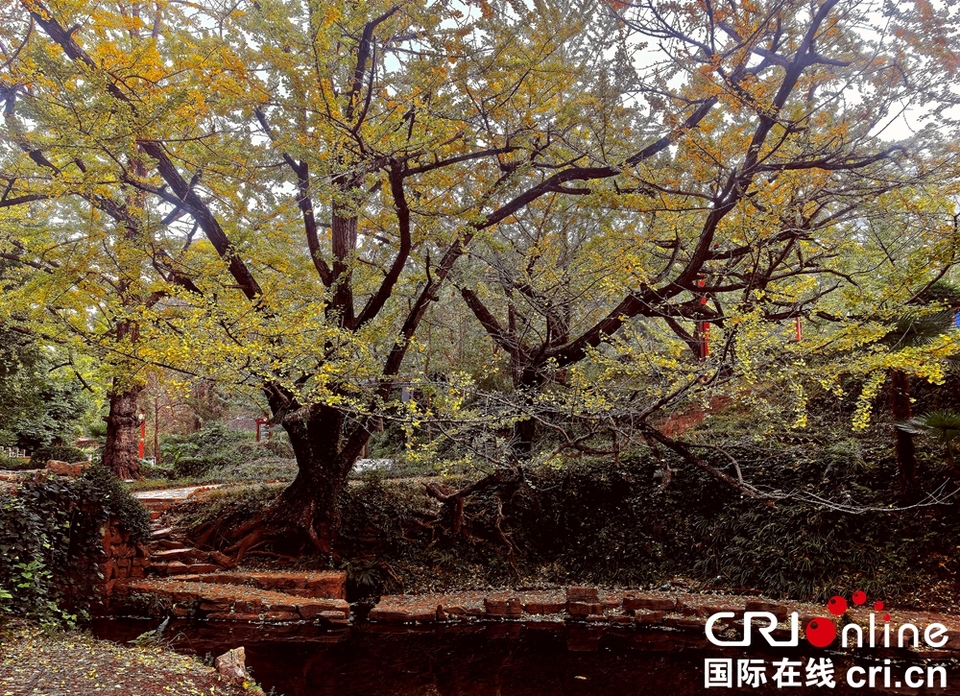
[91,618,960,695]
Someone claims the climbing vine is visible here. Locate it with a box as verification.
[0,466,149,624]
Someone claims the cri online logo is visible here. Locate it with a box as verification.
[705,590,949,650]
[806,590,885,648]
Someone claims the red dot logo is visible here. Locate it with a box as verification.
[805,618,836,648]
[827,596,848,615]
[874,601,884,612]
[852,590,867,606]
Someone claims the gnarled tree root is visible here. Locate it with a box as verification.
[424,465,522,571]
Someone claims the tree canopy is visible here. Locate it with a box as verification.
[1,0,959,549]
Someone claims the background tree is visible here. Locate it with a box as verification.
[0,324,96,450]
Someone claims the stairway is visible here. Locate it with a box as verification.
[115,487,350,626]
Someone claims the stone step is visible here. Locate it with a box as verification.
[140,499,173,511]
[150,527,175,540]
[151,547,202,562]
[367,589,705,625]
[168,570,347,600]
[116,578,350,626]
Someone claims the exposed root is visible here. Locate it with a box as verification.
[424,465,522,536]
[225,527,265,565]
[212,493,336,565]
[192,522,217,549]
[493,495,518,579]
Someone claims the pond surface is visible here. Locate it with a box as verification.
[91,618,960,695]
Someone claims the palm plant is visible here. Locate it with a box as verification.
[896,410,960,477]
[879,310,957,500]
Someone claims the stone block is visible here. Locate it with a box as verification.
[302,572,348,600]
[567,602,603,616]
[297,600,349,619]
[623,595,676,612]
[45,460,87,477]
[150,527,174,540]
[152,548,195,562]
[233,600,261,614]
[744,600,788,619]
[634,610,666,624]
[208,612,260,623]
[368,608,434,623]
[566,587,599,603]
[263,611,300,622]
[162,561,190,576]
[524,600,565,615]
[484,598,507,616]
[664,616,706,630]
[318,611,349,625]
[200,600,232,613]
[265,601,299,614]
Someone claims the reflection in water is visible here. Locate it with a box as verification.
[91,618,960,695]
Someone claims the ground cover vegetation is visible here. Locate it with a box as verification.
[1,0,960,611]
[0,619,262,696]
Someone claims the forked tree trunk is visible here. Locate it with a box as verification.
[102,385,144,480]
[271,403,369,553]
[512,417,536,458]
[891,369,918,501]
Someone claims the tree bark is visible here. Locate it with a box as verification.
[102,384,144,480]
[269,403,369,553]
[891,370,918,501]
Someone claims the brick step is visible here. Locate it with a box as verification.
[140,499,173,512]
[366,587,756,625]
[151,547,203,562]
[116,578,350,626]
[166,570,347,600]
[151,561,223,576]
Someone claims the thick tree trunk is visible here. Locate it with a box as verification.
[102,385,144,480]
[512,417,536,458]
[509,369,543,459]
[270,403,368,554]
[891,370,918,501]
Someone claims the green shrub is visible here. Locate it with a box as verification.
[161,424,253,479]
[82,464,151,544]
[0,464,149,624]
[30,446,87,466]
[330,435,952,602]
[0,453,34,471]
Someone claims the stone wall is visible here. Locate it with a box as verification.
[99,518,150,596]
